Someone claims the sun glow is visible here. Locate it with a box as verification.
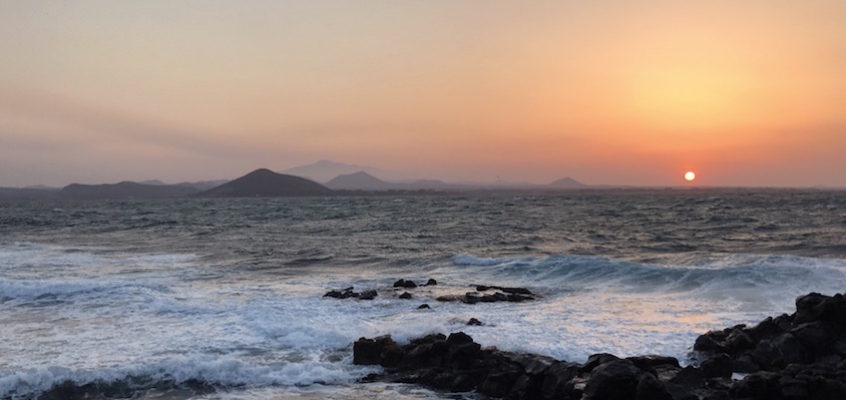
[684,171,696,182]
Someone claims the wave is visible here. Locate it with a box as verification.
[0,278,171,303]
[451,253,846,299]
[0,354,373,399]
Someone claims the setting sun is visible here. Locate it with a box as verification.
[684,171,696,182]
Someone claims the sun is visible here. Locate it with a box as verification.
[684,171,696,182]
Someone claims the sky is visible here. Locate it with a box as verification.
[1,1,845,187]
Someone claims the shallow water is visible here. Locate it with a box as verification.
[1,190,845,398]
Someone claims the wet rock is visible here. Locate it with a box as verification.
[475,285,533,295]
[393,279,417,289]
[355,292,846,400]
[425,278,437,286]
[398,292,412,299]
[323,287,355,299]
[358,290,377,300]
[417,303,430,309]
[467,318,483,326]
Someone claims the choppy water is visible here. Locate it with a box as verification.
[1,189,845,399]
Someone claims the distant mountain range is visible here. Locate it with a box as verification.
[60,182,199,200]
[280,160,402,183]
[326,171,395,191]
[548,177,587,189]
[326,171,474,191]
[0,161,592,200]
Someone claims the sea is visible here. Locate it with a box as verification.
[1,189,845,399]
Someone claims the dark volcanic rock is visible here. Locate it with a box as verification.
[694,292,846,374]
[582,359,671,400]
[475,285,533,295]
[358,290,378,300]
[324,287,376,300]
[393,279,418,289]
[467,318,483,326]
[701,353,733,379]
[435,290,534,304]
[398,292,412,299]
[417,304,430,309]
[354,292,846,400]
[323,287,356,299]
[425,279,438,286]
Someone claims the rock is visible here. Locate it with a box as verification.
[398,292,412,299]
[791,321,832,354]
[417,303,430,309]
[626,355,680,370]
[353,336,396,365]
[358,290,377,300]
[701,353,733,379]
[795,292,828,324]
[475,285,533,295]
[393,279,418,288]
[694,333,726,353]
[324,287,356,299]
[636,372,673,400]
[355,292,846,400]
[669,365,705,389]
[730,371,782,399]
[540,361,580,399]
[582,353,620,372]
[446,331,473,345]
[478,368,523,397]
[467,318,483,326]
[582,359,647,400]
[425,278,437,286]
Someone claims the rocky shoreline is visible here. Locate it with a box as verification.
[354,292,846,399]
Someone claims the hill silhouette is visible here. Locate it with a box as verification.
[326,171,395,190]
[548,177,587,189]
[200,168,332,197]
[59,182,199,199]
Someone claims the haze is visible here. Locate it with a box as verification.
[2,1,845,187]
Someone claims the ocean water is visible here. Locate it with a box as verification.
[1,190,845,399]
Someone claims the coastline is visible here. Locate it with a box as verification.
[354,292,846,400]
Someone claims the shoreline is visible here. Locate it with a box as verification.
[354,292,846,399]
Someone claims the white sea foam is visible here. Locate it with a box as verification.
[2,242,845,398]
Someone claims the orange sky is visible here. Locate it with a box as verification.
[1,1,845,186]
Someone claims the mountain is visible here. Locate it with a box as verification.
[176,179,230,191]
[138,179,166,186]
[548,177,587,189]
[0,187,58,200]
[200,168,332,197]
[326,171,395,191]
[281,160,400,183]
[59,182,199,199]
